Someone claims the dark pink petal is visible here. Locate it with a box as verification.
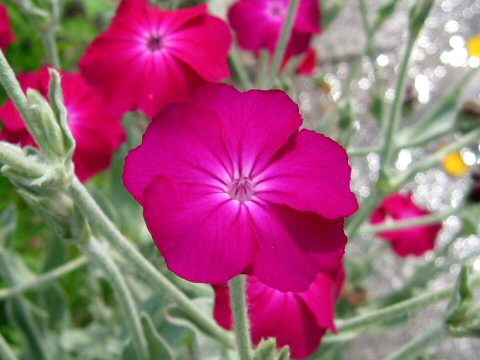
[299,267,344,332]
[248,284,324,359]
[228,0,280,53]
[80,1,231,117]
[297,47,317,75]
[72,128,116,182]
[135,52,208,118]
[213,284,233,330]
[371,193,442,257]
[285,31,312,57]
[191,84,302,176]
[0,4,15,52]
[249,202,346,292]
[0,68,125,182]
[169,15,231,82]
[123,101,232,204]
[143,176,257,284]
[213,274,338,359]
[0,128,36,147]
[296,0,321,34]
[256,130,358,219]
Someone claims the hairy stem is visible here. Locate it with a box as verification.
[384,324,447,360]
[0,333,18,360]
[84,237,149,360]
[362,206,460,234]
[230,275,253,360]
[336,275,480,332]
[0,256,87,300]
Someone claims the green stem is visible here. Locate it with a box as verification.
[43,30,60,68]
[0,256,87,300]
[230,276,253,360]
[349,145,382,156]
[0,50,38,132]
[336,275,480,332]
[69,177,234,348]
[230,48,253,90]
[0,142,48,178]
[84,237,149,360]
[0,333,17,360]
[257,50,271,89]
[362,206,460,234]
[170,0,181,10]
[268,0,301,87]
[346,189,382,238]
[393,128,480,189]
[379,35,416,176]
[384,324,447,360]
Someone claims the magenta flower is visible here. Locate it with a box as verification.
[0,4,15,52]
[0,67,126,182]
[80,0,232,118]
[123,84,357,291]
[213,267,345,359]
[371,193,442,257]
[228,0,321,57]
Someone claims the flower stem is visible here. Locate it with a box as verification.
[0,333,17,360]
[362,206,460,234]
[230,48,254,90]
[346,189,383,238]
[0,256,87,300]
[84,237,149,360]
[268,0,301,87]
[393,128,480,189]
[43,29,60,68]
[379,35,416,176]
[384,324,447,360]
[0,50,38,132]
[257,50,271,89]
[229,275,253,360]
[336,275,480,333]
[69,177,234,348]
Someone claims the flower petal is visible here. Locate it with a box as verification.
[256,130,358,219]
[249,202,346,292]
[123,101,232,203]
[295,0,321,34]
[299,267,345,332]
[143,176,257,284]
[228,0,280,53]
[191,84,302,176]
[169,14,231,82]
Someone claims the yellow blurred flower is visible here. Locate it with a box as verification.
[443,151,469,176]
[468,34,480,57]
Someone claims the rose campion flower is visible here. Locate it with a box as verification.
[0,4,16,52]
[80,0,232,118]
[371,193,442,257]
[213,267,345,359]
[123,83,357,291]
[0,67,126,182]
[228,0,321,57]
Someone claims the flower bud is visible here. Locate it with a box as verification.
[27,89,66,161]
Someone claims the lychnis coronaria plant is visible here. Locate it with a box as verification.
[0,0,479,359]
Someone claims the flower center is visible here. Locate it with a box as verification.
[268,2,287,19]
[227,177,255,203]
[146,35,164,52]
